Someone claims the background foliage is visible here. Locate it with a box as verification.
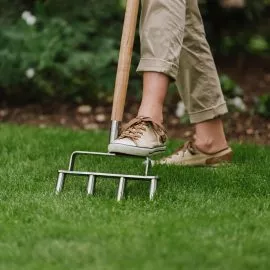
[0,0,269,105]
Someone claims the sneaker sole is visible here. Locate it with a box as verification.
[108,143,166,157]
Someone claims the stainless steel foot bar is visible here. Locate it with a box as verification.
[55,151,158,201]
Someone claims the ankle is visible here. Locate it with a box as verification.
[138,101,164,125]
[195,137,228,154]
[137,107,163,125]
[194,119,228,153]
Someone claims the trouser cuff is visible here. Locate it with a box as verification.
[137,58,178,80]
[189,102,228,124]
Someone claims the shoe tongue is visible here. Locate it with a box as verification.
[137,116,152,124]
[137,116,167,134]
[137,116,162,126]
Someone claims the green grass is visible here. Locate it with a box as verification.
[0,123,270,270]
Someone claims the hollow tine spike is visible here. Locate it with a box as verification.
[145,157,152,176]
[56,172,65,194]
[117,177,126,201]
[149,178,157,200]
[87,175,96,196]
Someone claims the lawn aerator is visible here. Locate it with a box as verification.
[55,0,159,201]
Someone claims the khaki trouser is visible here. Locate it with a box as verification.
[137,0,228,123]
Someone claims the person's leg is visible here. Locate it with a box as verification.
[157,0,232,166]
[137,72,169,125]
[108,0,186,156]
[136,0,186,124]
[176,0,229,153]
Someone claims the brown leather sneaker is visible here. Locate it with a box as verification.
[108,116,167,156]
[158,141,232,166]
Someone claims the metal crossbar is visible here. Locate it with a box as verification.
[55,151,158,201]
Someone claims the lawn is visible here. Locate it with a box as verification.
[0,123,270,270]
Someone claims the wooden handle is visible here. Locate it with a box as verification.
[111,0,140,121]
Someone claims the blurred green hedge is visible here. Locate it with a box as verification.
[0,0,269,104]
